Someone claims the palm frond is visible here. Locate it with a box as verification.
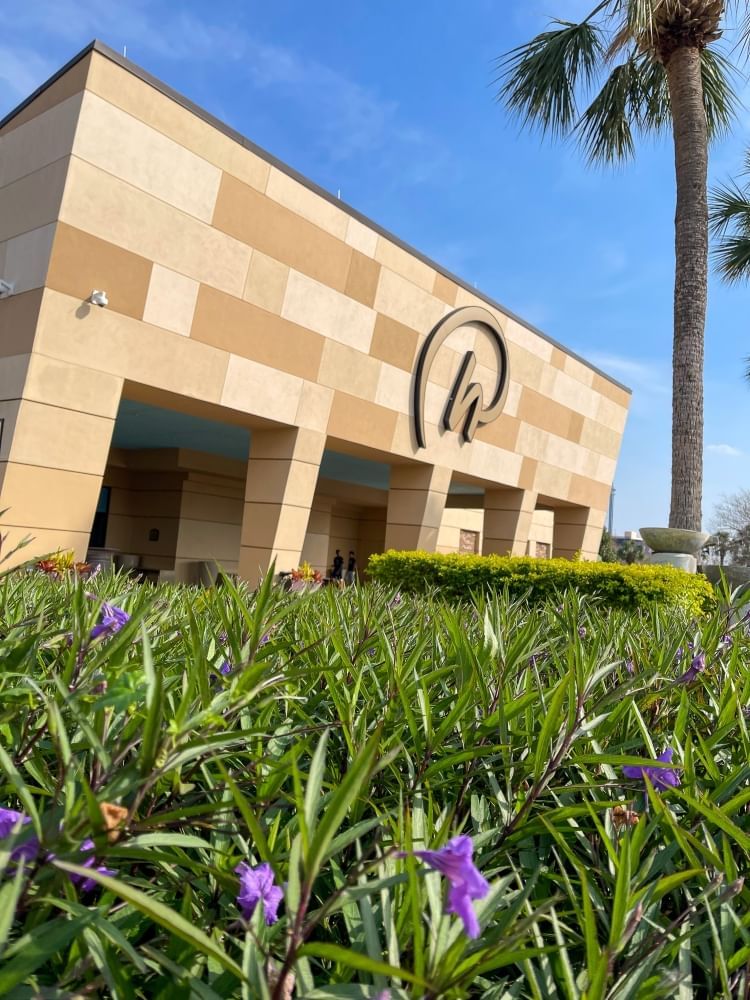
[701,47,739,139]
[495,18,606,138]
[575,56,641,162]
[709,181,750,237]
[713,232,750,283]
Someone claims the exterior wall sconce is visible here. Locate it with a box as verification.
[0,279,15,299]
[89,290,109,307]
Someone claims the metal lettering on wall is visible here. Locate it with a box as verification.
[412,306,510,449]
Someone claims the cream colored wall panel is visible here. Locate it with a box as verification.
[74,92,221,222]
[282,270,376,352]
[221,354,302,424]
[504,317,553,363]
[2,224,55,295]
[503,381,522,418]
[295,381,333,432]
[564,354,595,388]
[374,267,447,333]
[0,93,82,188]
[143,264,199,337]
[596,453,618,484]
[23,354,123,419]
[534,462,572,499]
[8,400,113,475]
[37,289,229,402]
[0,157,69,243]
[551,370,600,418]
[506,344,545,393]
[346,217,378,257]
[176,518,241,561]
[318,339,381,399]
[595,395,629,433]
[374,362,411,413]
[60,158,251,296]
[265,167,349,240]
[87,53,271,193]
[375,238,435,292]
[578,419,622,458]
[468,441,523,484]
[242,251,289,314]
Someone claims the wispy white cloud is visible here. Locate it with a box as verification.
[707,443,744,457]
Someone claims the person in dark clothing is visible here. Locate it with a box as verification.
[345,551,357,586]
[331,550,344,581]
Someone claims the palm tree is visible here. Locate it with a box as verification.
[496,0,745,532]
[710,148,750,384]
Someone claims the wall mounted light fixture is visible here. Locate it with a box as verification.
[89,290,109,307]
[0,279,15,299]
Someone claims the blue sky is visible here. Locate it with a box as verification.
[2,0,749,533]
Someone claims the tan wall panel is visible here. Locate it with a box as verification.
[375,238,435,293]
[37,289,230,403]
[242,251,289,314]
[295,381,334,433]
[61,158,251,296]
[0,157,69,243]
[345,251,381,308]
[7,399,113,475]
[592,372,631,408]
[0,289,43,358]
[75,91,222,222]
[0,461,102,532]
[370,313,420,371]
[176,518,241,561]
[86,53,271,192]
[192,284,324,380]
[567,474,611,510]
[0,55,91,137]
[265,167,349,240]
[473,414,521,452]
[578,419,623,459]
[47,223,153,320]
[212,173,352,291]
[345,217,379,257]
[517,387,579,441]
[0,94,82,188]
[21,354,123,419]
[328,393,398,452]
[432,272,458,306]
[0,355,30,401]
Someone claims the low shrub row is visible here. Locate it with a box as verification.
[368,550,716,615]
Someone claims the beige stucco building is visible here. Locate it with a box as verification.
[0,42,630,585]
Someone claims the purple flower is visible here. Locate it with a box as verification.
[411,835,490,939]
[622,748,681,792]
[389,593,403,608]
[0,807,39,862]
[677,652,706,685]
[578,626,587,639]
[68,839,116,892]
[258,632,271,647]
[90,602,129,641]
[235,861,283,924]
[625,658,635,675]
[219,659,232,676]
[720,633,732,648]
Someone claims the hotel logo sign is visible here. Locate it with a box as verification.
[412,306,510,449]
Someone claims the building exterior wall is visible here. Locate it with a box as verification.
[0,43,630,579]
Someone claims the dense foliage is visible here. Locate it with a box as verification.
[0,567,748,998]
[368,551,715,617]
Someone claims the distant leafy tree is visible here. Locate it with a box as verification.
[496,0,746,532]
[599,528,619,562]
[618,539,646,564]
[712,489,750,535]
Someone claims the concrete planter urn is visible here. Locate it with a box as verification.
[639,527,710,574]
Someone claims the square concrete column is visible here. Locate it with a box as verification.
[483,488,538,557]
[384,463,452,552]
[300,500,332,576]
[552,505,605,561]
[239,427,325,586]
[0,350,122,566]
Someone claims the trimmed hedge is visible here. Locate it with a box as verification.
[368,550,716,614]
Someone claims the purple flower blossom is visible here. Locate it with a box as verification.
[675,646,685,662]
[677,652,706,685]
[0,807,39,862]
[622,748,681,792]
[411,835,490,939]
[235,861,283,925]
[720,633,733,648]
[90,602,129,641]
[219,659,232,676]
[69,839,116,892]
[625,658,635,675]
[389,593,403,608]
[578,626,587,639]
[258,632,271,647]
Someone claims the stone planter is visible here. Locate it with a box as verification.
[639,527,710,574]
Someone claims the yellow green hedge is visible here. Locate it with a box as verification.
[368,551,715,615]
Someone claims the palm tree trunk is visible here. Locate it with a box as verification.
[665,46,707,532]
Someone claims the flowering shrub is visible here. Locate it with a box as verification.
[0,568,748,995]
[368,550,716,615]
[288,560,323,591]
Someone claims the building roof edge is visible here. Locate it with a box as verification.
[0,38,631,395]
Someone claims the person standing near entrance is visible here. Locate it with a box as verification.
[345,550,357,586]
[331,549,344,582]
